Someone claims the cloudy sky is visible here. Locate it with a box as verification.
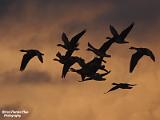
[0,0,160,120]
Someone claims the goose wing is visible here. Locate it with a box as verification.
[109,25,119,37]
[88,42,96,50]
[62,32,69,45]
[99,39,114,52]
[20,53,35,71]
[120,23,134,39]
[146,49,155,62]
[62,58,77,78]
[105,85,120,93]
[37,54,43,63]
[70,29,86,45]
[130,51,143,73]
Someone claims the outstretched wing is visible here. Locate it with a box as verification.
[20,53,34,71]
[70,29,86,45]
[37,55,43,63]
[130,52,143,73]
[147,49,155,62]
[99,39,114,52]
[105,85,120,94]
[109,25,119,37]
[120,23,134,39]
[88,42,96,50]
[62,32,69,45]
[62,58,77,78]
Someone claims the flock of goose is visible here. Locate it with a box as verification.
[20,22,155,93]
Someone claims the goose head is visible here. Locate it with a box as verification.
[129,47,137,50]
[20,49,28,52]
[112,82,119,85]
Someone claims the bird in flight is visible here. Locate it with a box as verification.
[57,29,86,51]
[70,57,110,81]
[107,23,134,44]
[81,71,111,82]
[129,47,155,73]
[20,49,44,71]
[53,52,84,78]
[105,83,136,94]
[87,39,114,58]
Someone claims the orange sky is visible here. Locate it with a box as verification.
[0,1,160,120]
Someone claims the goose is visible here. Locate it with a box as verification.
[57,29,86,51]
[78,57,108,73]
[105,83,136,93]
[53,52,83,78]
[70,57,110,81]
[129,47,155,73]
[83,71,111,82]
[87,39,114,58]
[20,49,44,71]
[107,23,134,43]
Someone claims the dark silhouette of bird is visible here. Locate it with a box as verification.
[70,57,110,81]
[82,71,111,82]
[129,47,155,73]
[20,49,44,71]
[70,68,86,81]
[57,29,86,51]
[107,23,134,43]
[53,52,84,78]
[105,83,136,93]
[78,57,108,73]
[87,39,114,58]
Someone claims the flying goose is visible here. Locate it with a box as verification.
[105,83,136,93]
[107,23,134,43]
[20,49,44,71]
[70,57,110,81]
[129,47,155,73]
[57,29,86,51]
[83,71,111,82]
[87,39,114,58]
[53,52,83,78]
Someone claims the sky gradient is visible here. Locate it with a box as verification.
[0,0,160,120]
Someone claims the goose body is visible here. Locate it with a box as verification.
[20,49,44,71]
[129,47,155,73]
[108,23,134,43]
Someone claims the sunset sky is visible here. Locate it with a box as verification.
[0,0,160,120]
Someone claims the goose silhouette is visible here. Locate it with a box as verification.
[87,39,114,58]
[105,83,136,93]
[57,29,86,51]
[70,57,110,81]
[20,49,44,71]
[83,71,111,82]
[54,52,83,78]
[129,47,155,73]
[78,57,108,73]
[107,23,134,43]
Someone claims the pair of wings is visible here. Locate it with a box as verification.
[130,49,155,73]
[62,29,86,47]
[88,39,114,54]
[110,23,134,39]
[20,52,43,71]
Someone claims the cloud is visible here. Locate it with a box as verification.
[0,69,53,84]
